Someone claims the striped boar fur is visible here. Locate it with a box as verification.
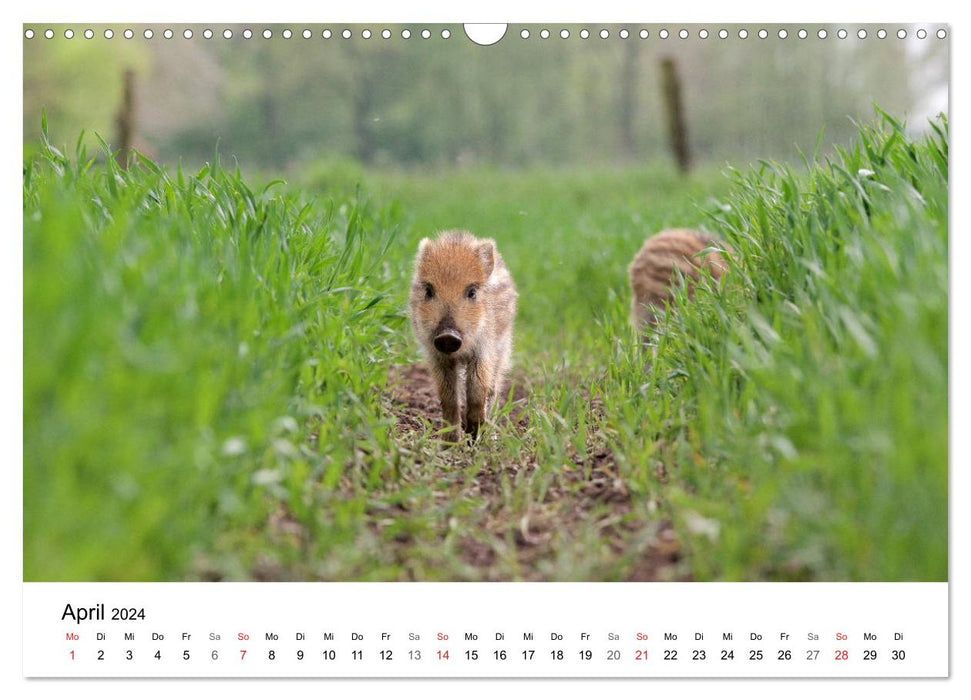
[628,229,730,329]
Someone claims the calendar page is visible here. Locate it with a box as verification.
[16,0,959,695]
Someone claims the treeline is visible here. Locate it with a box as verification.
[24,24,947,170]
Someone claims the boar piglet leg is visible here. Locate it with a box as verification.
[465,357,494,440]
[432,360,463,441]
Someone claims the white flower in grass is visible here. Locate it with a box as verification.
[252,469,282,485]
[684,511,720,541]
[221,436,247,456]
[274,415,299,434]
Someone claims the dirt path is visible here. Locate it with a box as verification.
[219,363,687,582]
[384,363,686,581]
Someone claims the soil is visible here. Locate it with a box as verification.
[233,362,685,582]
[386,363,531,433]
[383,363,685,582]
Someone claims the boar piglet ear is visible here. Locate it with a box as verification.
[416,238,432,261]
[477,239,496,277]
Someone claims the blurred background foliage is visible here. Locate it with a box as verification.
[24,24,948,171]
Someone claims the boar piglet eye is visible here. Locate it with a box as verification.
[424,283,435,300]
[466,285,477,300]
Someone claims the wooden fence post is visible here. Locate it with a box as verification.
[659,57,691,174]
[115,69,135,168]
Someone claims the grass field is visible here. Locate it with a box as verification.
[24,112,947,582]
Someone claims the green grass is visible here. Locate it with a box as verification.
[24,126,405,580]
[24,111,947,581]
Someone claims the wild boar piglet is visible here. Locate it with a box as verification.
[409,230,518,439]
[628,228,729,330]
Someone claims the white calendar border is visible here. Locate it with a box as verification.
[23,582,948,678]
[5,0,963,697]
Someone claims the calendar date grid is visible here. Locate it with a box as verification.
[60,626,913,671]
[25,582,947,678]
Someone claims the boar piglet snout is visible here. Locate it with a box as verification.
[433,328,463,354]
